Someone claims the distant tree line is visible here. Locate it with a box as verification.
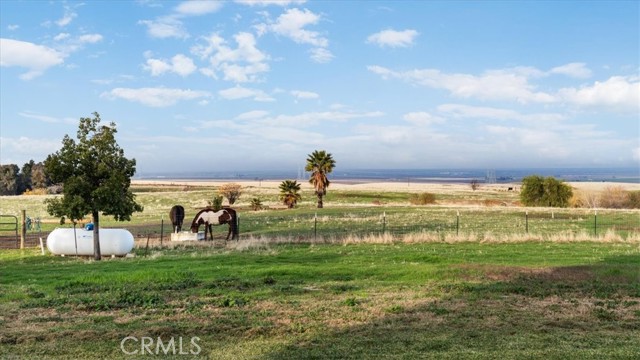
[0,160,55,195]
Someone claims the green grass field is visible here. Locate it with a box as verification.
[1,184,639,358]
[1,184,637,242]
[1,242,639,359]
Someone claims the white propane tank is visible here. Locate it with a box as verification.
[46,228,134,256]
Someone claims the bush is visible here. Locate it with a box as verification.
[208,195,223,211]
[520,175,572,207]
[250,198,263,211]
[409,192,436,205]
[599,186,627,209]
[217,183,243,205]
[626,191,640,209]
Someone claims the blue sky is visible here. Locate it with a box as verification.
[1,0,638,174]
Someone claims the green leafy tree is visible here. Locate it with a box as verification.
[279,180,302,209]
[20,159,36,193]
[0,164,20,195]
[31,162,50,189]
[305,150,336,208]
[520,175,573,208]
[44,112,143,260]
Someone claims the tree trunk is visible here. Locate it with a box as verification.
[316,192,323,208]
[92,211,102,261]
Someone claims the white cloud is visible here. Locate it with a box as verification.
[54,33,71,41]
[218,86,275,101]
[367,29,419,48]
[175,0,223,16]
[270,8,327,47]
[291,90,319,99]
[236,110,270,119]
[78,34,104,44]
[550,62,592,79]
[558,76,640,112]
[437,104,520,120]
[0,137,61,164]
[437,104,566,123]
[219,62,270,82]
[0,38,65,80]
[139,17,189,39]
[144,54,197,76]
[101,87,212,107]
[139,1,224,39]
[260,110,384,127]
[368,65,556,104]
[235,0,307,6]
[193,32,270,83]
[56,7,77,27]
[7,24,19,31]
[18,111,59,123]
[403,112,444,126]
[256,7,332,63]
[633,147,640,161]
[309,47,334,63]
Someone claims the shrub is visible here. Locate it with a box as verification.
[520,175,572,207]
[217,183,242,205]
[626,191,640,209]
[208,195,223,211]
[599,186,627,209]
[250,198,263,211]
[409,192,436,205]
[570,189,600,208]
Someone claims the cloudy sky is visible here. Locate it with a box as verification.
[1,0,638,174]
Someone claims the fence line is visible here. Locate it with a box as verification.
[1,209,638,249]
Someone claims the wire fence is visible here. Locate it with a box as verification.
[3,208,637,250]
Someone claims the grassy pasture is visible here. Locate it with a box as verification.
[0,183,637,242]
[1,242,639,359]
[1,183,639,358]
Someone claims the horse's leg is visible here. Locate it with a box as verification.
[225,223,231,241]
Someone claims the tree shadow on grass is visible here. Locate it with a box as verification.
[261,254,640,360]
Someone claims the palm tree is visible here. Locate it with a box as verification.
[279,180,302,209]
[250,197,263,211]
[305,150,336,208]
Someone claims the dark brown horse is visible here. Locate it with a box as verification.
[169,205,185,233]
[190,207,238,241]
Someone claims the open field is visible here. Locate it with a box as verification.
[1,180,639,248]
[1,242,639,359]
[1,181,639,358]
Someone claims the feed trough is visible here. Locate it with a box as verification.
[170,231,205,241]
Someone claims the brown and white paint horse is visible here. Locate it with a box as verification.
[190,208,238,241]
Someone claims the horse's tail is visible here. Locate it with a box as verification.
[225,208,239,240]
